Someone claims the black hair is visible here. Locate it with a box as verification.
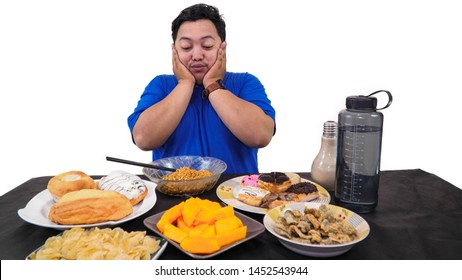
[171,3,226,42]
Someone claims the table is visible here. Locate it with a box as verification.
[1,169,461,260]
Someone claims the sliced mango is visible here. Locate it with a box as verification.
[216,226,247,247]
[163,223,187,243]
[157,201,185,232]
[198,225,216,238]
[176,216,193,234]
[182,197,201,227]
[159,197,247,255]
[215,215,244,234]
[180,236,221,254]
[188,224,208,237]
[213,205,235,220]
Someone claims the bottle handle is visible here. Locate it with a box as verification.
[368,90,393,110]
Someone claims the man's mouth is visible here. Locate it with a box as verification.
[189,63,207,72]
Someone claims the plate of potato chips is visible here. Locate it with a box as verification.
[26,227,167,260]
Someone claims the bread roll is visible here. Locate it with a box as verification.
[47,171,97,200]
[48,189,133,225]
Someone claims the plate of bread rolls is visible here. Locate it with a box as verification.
[17,170,157,230]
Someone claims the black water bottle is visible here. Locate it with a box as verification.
[335,90,393,213]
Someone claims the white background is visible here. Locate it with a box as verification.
[1,0,461,196]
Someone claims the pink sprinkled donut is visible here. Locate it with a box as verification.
[241,174,260,187]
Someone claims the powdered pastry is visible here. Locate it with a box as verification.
[98,170,148,205]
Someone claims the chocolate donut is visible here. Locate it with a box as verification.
[258,172,300,193]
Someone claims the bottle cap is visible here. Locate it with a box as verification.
[346,90,392,111]
[346,95,377,110]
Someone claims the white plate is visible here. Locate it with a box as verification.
[263,202,370,257]
[17,180,157,230]
[216,175,331,214]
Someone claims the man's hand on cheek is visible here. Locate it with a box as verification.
[204,41,227,87]
[172,44,195,84]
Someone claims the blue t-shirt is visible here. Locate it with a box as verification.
[127,72,276,174]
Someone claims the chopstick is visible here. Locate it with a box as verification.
[106,156,176,172]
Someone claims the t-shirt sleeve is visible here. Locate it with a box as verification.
[227,72,276,132]
[127,75,173,134]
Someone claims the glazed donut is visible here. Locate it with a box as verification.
[258,172,301,193]
[98,171,148,205]
[47,171,97,200]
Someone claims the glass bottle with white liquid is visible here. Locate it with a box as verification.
[311,121,337,192]
[335,90,392,213]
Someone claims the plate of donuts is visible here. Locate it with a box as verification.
[216,172,331,214]
[18,172,157,230]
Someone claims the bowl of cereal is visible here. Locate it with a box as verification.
[143,156,227,196]
[263,202,370,257]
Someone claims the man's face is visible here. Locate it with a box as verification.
[174,19,221,84]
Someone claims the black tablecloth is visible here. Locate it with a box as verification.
[1,169,461,260]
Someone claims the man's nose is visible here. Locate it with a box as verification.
[191,47,203,61]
